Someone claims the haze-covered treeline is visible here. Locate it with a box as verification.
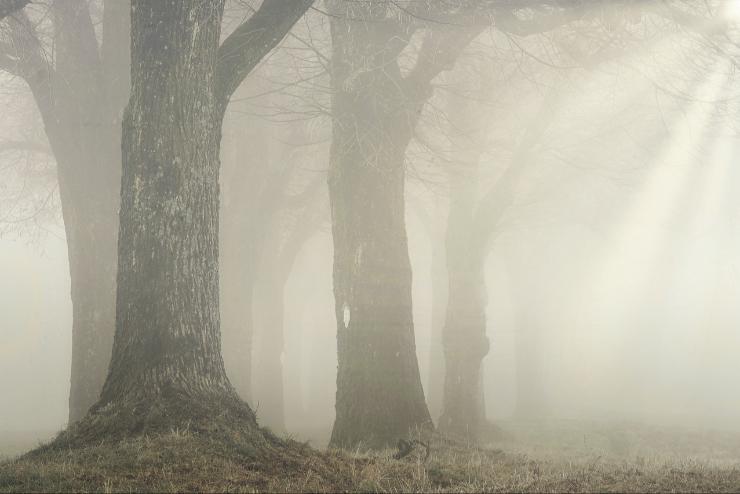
[3,1,740,491]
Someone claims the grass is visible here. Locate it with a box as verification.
[2,420,740,492]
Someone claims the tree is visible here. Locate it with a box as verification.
[252,177,326,432]
[439,77,563,437]
[434,1,689,434]
[220,77,328,427]
[61,0,313,440]
[322,0,635,448]
[325,0,493,449]
[1,0,130,423]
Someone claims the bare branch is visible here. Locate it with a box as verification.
[405,23,485,95]
[216,0,314,113]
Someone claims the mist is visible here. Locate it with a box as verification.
[3,0,740,492]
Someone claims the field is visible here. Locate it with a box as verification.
[2,420,740,492]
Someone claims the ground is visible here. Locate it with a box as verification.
[2,420,740,492]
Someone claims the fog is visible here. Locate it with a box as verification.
[3,0,740,476]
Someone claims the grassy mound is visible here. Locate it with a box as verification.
[0,427,362,493]
[3,422,740,492]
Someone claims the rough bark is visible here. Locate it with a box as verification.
[327,127,432,448]
[327,4,431,449]
[56,0,313,440]
[98,0,235,413]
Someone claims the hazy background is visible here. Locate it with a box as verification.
[4,0,740,458]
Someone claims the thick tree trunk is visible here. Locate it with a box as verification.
[326,2,433,449]
[65,191,118,422]
[50,109,121,425]
[438,255,489,438]
[8,0,309,440]
[328,136,431,448]
[95,1,243,425]
[438,85,561,436]
[58,21,127,416]
[438,97,489,437]
[327,121,431,448]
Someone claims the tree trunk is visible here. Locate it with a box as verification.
[12,0,131,423]
[437,79,560,438]
[253,179,324,433]
[326,2,433,449]
[327,111,431,448]
[437,83,491,438]
[51,112,121,424]
[327,133,431,448]
[95,0,245,428]
[65,182,119,423]
[18,0,313,443]
[438,254,489,438]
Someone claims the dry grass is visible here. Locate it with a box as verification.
[2,420,740,492]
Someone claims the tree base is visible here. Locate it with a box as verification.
[4,387,371,492]
[4,422,364,492]
[39,387,259,453]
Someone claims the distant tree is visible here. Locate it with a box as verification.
[433,0,719,435]
[220,79,328,427]
[218,15,331,431]
[324,0,494,449]
[323,0,613,448]
[1,0,130,423]
[252,175,326,432]
[439,77,563,438]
